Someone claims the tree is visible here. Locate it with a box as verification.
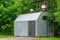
[54,0,60,36]
[0,0,35,34]
[48,0,60,36]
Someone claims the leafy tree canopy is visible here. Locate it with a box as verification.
[0,0,35,34]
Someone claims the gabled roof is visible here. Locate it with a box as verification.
[15,12,42,22]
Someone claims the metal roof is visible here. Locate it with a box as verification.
[15,12,42,22]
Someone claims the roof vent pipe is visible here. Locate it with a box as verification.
[30,9,34,13]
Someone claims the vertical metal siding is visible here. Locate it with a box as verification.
[35,21,38,36]
[37,13,47,36]
[14,21,28,36]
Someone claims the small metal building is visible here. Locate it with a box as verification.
[14,12,52,37]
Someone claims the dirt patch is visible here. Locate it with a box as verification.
[0,37,34,40]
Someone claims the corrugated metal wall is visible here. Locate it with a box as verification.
[37,13,48,36]
[14,21,28,36]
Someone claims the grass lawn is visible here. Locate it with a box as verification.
[0,35,14,38]
[33,37,60,40]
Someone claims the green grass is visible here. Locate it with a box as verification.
[0,35,14,38]
[33,37,60,40]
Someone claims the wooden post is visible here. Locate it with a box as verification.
[36,1,39,11]
[52,0,55,36]
[45,0,48,11]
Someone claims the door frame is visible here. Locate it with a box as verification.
[28,21,36,37]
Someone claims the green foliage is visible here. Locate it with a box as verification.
[48,0,54,21]
[54,12,60,24]
[33,38,60,40]
[0,0,35,35]
[54,0,60,36]
[48,0,60,36]
[0,35,14,38]
[54,0,60,24]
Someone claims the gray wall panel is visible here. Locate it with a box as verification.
[37,13,47,36]
[14,21,28,36]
